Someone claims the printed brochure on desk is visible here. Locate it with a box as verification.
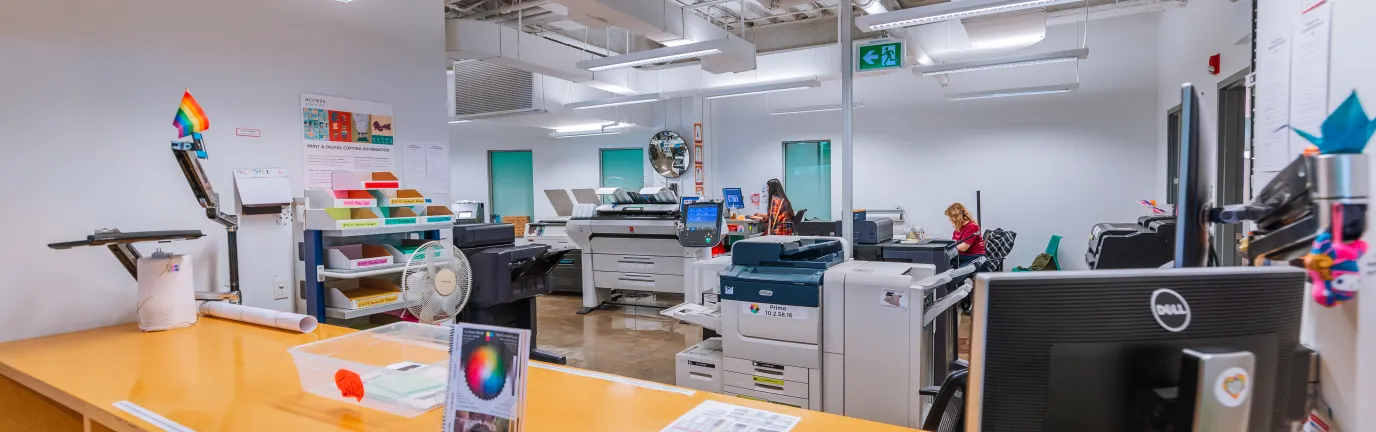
[443,324,530,432]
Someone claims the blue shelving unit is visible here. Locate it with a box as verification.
[302,224,445,323]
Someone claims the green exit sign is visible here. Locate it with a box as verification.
[856,40,903,72]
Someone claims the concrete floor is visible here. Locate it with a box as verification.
[534,293,703,385]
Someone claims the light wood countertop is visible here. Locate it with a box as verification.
[0,317,918,431]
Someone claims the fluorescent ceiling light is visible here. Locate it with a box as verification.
[448,119,472,124]
[946,83,1079,101]
[451,108,548,122]
[702,78,822,100]
[554,122,626,133]
[769,104,866,116]
[551,130,625,138]
[855,0,1083,31]
[566,93,663,110]
[577,39,729,72]
[915,48,1089,76]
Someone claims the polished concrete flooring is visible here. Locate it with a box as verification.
[535,293,703,385]
[534,293,970,385]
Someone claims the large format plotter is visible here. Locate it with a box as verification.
[567,187,711,314]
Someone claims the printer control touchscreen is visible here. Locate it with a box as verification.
[679,202,724,248]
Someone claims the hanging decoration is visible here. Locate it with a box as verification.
[1293,91,1372,307]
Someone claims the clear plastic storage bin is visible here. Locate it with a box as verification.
[289,322,452,417]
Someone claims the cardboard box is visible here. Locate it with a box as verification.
[324,278,401,310]
[377,206,420,226]
[420,206,455,224]
[503,216,530,237]
[324,244,394,270]
[330,171,400,190]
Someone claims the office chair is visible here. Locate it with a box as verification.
[920,360,970,432]
[792,209,807,224]
[982,228,1017,272]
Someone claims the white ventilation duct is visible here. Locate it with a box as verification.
[558,0,757,73]
[446,19,642,95]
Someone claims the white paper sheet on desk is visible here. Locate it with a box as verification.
[198,301,318,333]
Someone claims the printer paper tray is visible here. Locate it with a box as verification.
[661,302,720,331]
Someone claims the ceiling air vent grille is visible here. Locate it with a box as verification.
[453,60,535,116]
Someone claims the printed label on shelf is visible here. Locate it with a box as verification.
[340,220,382,229]
[364,181,400,189]
[341,199,374,207]
[355,258,390,267]
[355,295,399,309]
[387,198,426,205]
[426,216,454,224]
[742,303,809,320]
[385,218,418,226]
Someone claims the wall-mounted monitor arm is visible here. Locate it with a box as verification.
[171,135,241,295]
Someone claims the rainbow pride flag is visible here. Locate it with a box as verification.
[172,90,209,138]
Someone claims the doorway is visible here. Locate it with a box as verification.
[488,150,534,223]
[1215,68,1250,266]
[783,141,832,220]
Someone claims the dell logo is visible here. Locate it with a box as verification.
[1150,288,1191,332]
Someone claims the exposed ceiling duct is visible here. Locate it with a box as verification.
[558,0,758,73]
[446,19,642,95]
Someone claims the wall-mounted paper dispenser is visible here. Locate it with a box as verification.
[233,169,292,216]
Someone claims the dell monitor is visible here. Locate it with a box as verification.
[1175,84,1213,267]
[968,267,1308,432]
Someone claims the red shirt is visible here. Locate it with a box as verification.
[953,222,986,255]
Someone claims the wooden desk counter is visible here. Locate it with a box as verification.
[0,317,918,432]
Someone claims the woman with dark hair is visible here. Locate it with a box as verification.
[765,178,796,235]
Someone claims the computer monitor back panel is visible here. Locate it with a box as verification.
[970,267,1304,432]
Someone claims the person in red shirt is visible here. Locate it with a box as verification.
[946,202,986,268]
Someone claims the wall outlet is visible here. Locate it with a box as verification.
[274,277,289,300]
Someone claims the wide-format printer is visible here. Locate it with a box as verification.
[454,223,570,364]
[669,236,975,428]
[1085,214,1176,269]
[567,187,711,314]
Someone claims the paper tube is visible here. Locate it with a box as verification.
[198,301,319,333]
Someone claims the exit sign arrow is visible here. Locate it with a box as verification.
[856,40,904,72]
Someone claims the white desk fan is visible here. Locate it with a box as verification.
[400,241,473,324]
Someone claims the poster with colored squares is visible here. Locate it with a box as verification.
[301,94,396,189]
[443,324,530,432]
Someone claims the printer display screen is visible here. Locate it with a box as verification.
[685,205,719,230]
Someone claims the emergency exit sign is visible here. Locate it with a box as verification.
[856,40,903,72]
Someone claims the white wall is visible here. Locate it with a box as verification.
[1155,0,1255,200]
[0,0,448,342]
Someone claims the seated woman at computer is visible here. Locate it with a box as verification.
[765,179,796,236]
[946,203,986,267]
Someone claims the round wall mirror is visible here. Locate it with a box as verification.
[648,130,689,178]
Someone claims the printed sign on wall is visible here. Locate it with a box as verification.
[301,93,396,189]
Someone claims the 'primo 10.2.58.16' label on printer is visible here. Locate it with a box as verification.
[741,303,810,320]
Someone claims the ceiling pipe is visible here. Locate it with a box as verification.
[460,0,555,21]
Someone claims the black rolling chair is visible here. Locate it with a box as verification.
[920,359,970,432]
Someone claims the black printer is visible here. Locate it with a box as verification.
[454,223,570,364]
[1085,214,1176,269]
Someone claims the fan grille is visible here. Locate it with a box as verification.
[400,241,472,324]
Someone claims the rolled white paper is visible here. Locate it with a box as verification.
[198,301,318,333]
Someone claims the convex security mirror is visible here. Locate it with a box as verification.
[648,130,689,178]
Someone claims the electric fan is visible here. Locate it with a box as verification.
[400,241,473,324]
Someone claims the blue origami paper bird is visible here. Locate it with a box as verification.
[1291,91,1376,154]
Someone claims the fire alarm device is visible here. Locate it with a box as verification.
[1208,54,1221,75]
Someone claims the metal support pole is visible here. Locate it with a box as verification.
[227,230,240,296]
[840,1,854,253]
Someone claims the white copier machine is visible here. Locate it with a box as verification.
[567,187,710,314]
[670,236,975,429]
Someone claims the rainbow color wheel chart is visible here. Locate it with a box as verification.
[462,333,510,401]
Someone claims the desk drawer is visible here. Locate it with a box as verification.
[724,357,810,383]
[724,371,810,399]
[724,385,809,409]
[592,271,683,293]
[590,238,685,257]
[592,254,685,275]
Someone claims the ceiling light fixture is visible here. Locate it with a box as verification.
[769,104,866,116]
[448,119,472,124]
[702,78,823,100]
[915,48,1089,76]
[566,93,664,110]
[551,130,625,138]
[855,0,1083,31]
[946,84,1079,101]
[577,39,729,72]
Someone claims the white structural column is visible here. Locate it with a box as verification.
[839,0,855,250]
